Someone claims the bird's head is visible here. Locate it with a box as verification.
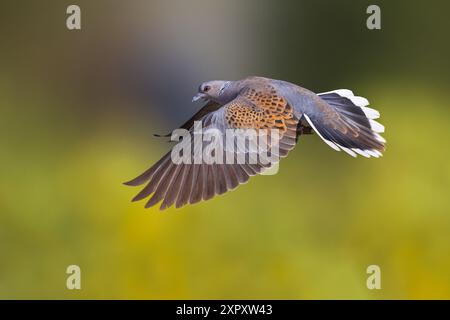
[192,80,232,104]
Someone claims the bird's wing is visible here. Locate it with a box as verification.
[125,85,300,210]
[154,100,222,137]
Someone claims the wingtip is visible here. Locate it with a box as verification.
[131,194,143,202]
[123,180,141,187]
[144,201,154,209]
[159,203,169,211]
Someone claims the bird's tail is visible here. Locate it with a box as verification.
[307,89,386,158]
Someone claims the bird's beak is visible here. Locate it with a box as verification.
[192,93,207,102]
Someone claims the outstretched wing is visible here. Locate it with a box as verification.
[125,84,300,210]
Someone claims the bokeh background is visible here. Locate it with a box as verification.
[1,0,449,299]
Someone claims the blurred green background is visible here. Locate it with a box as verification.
[0,0,449,299]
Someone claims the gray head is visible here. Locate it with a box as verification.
[192,80,233,104]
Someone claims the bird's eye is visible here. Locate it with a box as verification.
[203,85,211,92]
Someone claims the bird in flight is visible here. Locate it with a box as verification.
[124,76,386,210]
